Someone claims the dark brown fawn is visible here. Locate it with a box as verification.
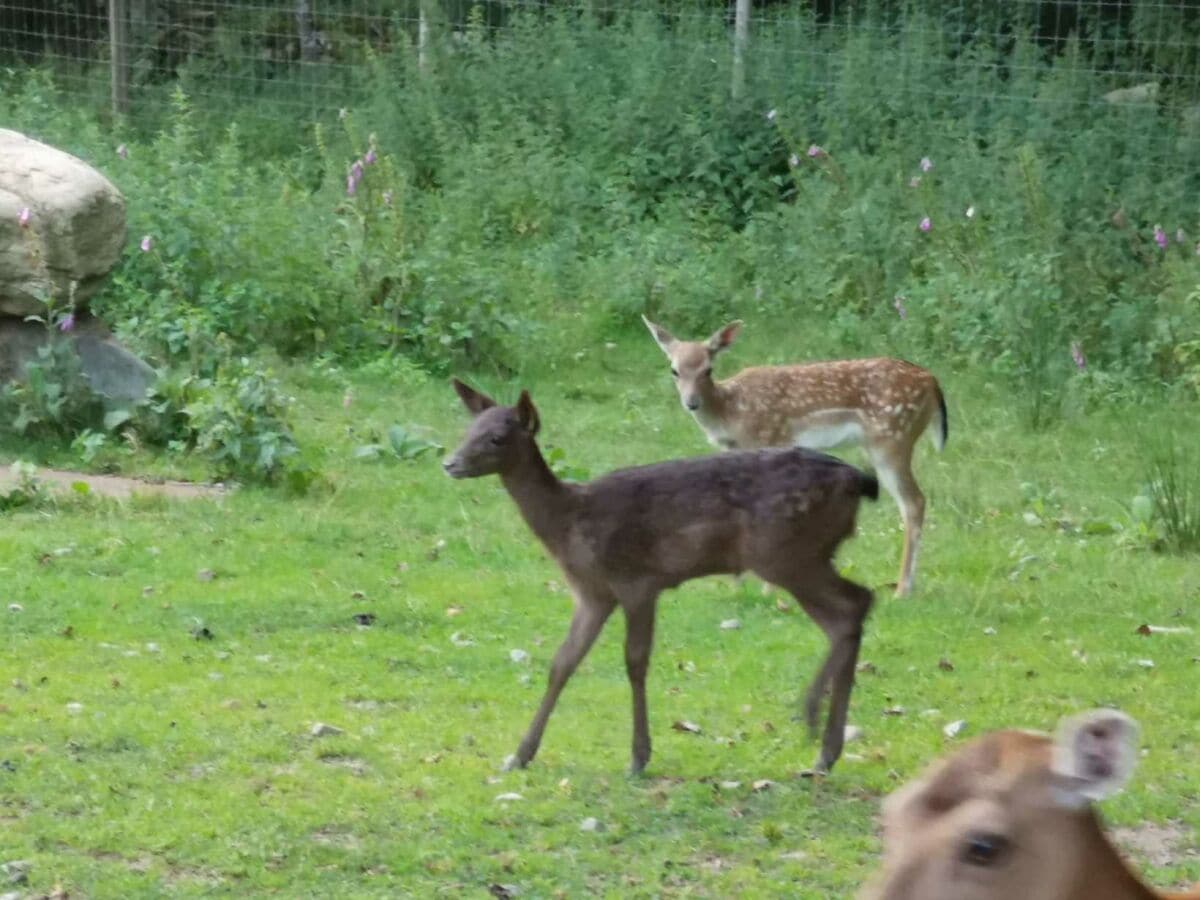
[443,379,878,775]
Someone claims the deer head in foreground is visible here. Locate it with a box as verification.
[642,316,947,597]
[444,378,877,775]
[861,710,1200,900]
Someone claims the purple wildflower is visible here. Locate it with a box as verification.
[364,149,377,165]
[919,157,933,173]
[1153,225,1168,250]
[116,143,128,159]
[140,235,153,252]
[18,207,31,228]
[893,296,908,320]
[1070,341,1086,371]
[59,313,75,333]
[351,160,364,181]
[807,144,825,159]
[346,174,358,197]
[788,153,800,168]
[919,216,932,233]
[909,176,921,188]
[382,190,393,206]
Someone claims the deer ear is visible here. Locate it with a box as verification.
[516,390,540,437]
[706,320,743,354]
[452,378,496,416]
[642,315,676,356]
[1050,710,1139,807]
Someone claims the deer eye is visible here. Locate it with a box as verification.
[489,435,504,446]
[702,367,713,378]
[670,368,679,378]
[961,832,1011,868]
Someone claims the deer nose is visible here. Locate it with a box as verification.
[685,397,701,411]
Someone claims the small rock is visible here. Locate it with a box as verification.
[494,792,523,803]
[937,658,954,671]
[1136,659,1155,669]
[983,627,997,636]
[352,613,376,627]
[488,885,520,899]
[720,618,741,631]
[6,604,21,613]
[943,719,967,738]
[752,779,776,792]
[509,649,529,664]
[883,706,906,717]
[579,816,602,832]
[310,722,345,738]
[2,860,30,885]
[844,725,863,742]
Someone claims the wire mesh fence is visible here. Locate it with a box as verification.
[2,1,1200,168]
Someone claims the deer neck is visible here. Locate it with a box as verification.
[1071,817,1161,900]
[499,440,572,553]
[692,377,732,429]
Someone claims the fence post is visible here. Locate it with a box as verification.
[732,0,750,100]
[109,0,130,116]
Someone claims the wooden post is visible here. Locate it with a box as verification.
[418,0,430,73]
[109,0,130,117]
[732,0,751,100]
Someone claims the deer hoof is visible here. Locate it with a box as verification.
[501,753,525,772]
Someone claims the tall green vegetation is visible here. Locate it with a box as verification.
[2,3,1199,473]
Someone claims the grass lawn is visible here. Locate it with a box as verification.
[3,331,1199,898]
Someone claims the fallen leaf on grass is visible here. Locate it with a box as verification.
[943,719,967,738]
[856,661,877,675]
[488,884,520,899]
[884,706,906,717]
[672,720,703,734]
[1136,624,1192,636]
[938,658,954,672]
[752,779,776,792]
[445,605,464,617]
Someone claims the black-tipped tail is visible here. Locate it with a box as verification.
[937,384,949,449]
[860,472,880,502]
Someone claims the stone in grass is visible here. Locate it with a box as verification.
[1,859,30,884]
[310,722,345,738]
[579,816,604,833]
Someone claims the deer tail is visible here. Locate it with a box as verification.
[932,383,949,452]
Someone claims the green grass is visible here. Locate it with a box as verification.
[3,333,1200,898]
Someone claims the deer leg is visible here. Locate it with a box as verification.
[788,566,873,774]
[871,448,925,598]
[621,596,659,775]
[506,597,614,770]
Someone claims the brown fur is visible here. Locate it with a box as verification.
[861,716,1200,900]
[444,379,878,774]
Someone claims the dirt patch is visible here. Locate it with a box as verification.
[0,463,227,500]
[1112,820,1196,869]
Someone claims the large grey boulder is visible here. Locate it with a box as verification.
[0,128,127,316]
[0,316,154,404]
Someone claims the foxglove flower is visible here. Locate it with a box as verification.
[346,174,358,197]
[140,235,153,252]
[18,207,31,228]
[364,149,377,165]
[1153,225,1168,250]
[351,160,364,181]
[919,157,933,173]
[807,144,825,159]
[59,313,75,333]
[919,216,932,233]
[1070,341,1086,371]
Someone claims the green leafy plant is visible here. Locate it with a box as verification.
[354,424,443,462]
